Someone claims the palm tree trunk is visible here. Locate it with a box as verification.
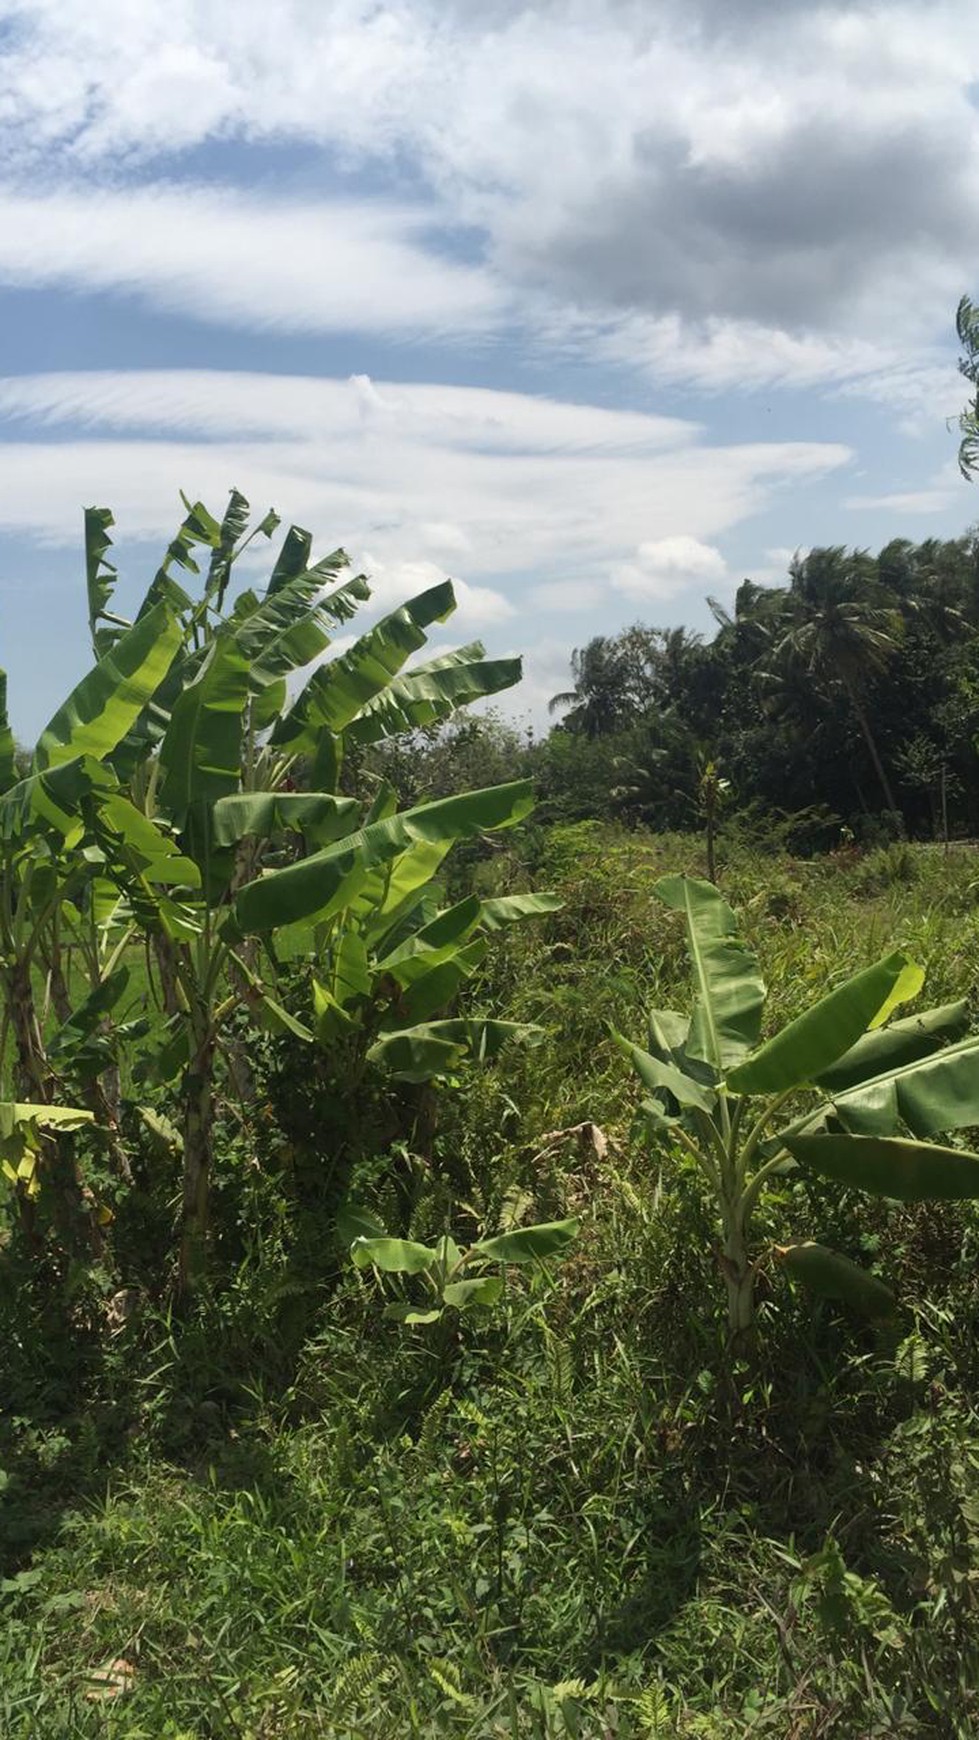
[845,683,902,826]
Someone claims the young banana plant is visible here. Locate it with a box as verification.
[622,876,979,1338]
[346,1210,579,1326]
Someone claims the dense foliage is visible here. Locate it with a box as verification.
[539,536,979,847]
[6,304,979,1737]
[5,827,979,1735]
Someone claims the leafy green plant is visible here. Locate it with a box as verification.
[0,492,556,1292]
[622,873,979,1337]
[346,1210,579,1325]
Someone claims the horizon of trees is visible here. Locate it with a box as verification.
[535,533,979,843]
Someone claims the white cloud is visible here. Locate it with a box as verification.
[0,367,694,452]
[506,640,583,736]
[847,487,959,515]
[0,185,504,338]
[0,2,975,401]
[0,370,851,595]
[746,545,807,586]
[612,536,727,603]
[845,459,964,515]
[0,368,851,739]
[356,553,514,633]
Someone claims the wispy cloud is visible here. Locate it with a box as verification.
[0,185,504,338]
[0,369,851,583]
[0,368,695,452]
[0,2,977,396]
[0,364,852,698]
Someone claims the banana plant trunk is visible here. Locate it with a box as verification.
[153,934,183,1018]
[8,957,51,1102]
[41,938,73,1026]
[177,1000,216,1299]
[6,959,102,1255]
[720,1200,755,1340]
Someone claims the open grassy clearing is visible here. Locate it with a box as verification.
[3,828,979,1737]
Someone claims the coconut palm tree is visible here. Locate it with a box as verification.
[548,635,647,738]
[766,547,904,820]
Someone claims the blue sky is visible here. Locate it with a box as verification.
[1,0,977,739]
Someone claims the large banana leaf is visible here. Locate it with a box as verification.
[84,506,125,656]
[34,604,181,772]
[332,928,372,1006]
[776,1239,895,1319]
[272,582,456,750]
[397,940,488,1023]
[655,876,765,1071]
[90,796,202,941]
[266,526,313,594]
[376,896,483,973]
[209,792,358,849]
[372,891,559,975]
[646,1008,693,1060]
[618,1037,718,1112]
[346,655,523,746]
[92,794,202,887]
[0,1102,94,1135]
[158,633,252,816]
[0,670,15,795]
[365,839,452,935]
[814,1000,969,1093]
[828,1029,979,1137]
[262,541,363,653]
[478,892,563,930]
[233,781,533,934]
[474,1220,579,1263]
[47,968,140,1078]
[726,951,914,1097]
[203,488,269,610]
[232,568,368,687]
[0,755,112,845]
[368,1018,543,1082]
[135,496,218,620]
[786,1132,979,1200]
[316,571,372,626]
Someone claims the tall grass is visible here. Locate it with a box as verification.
[3,827,979,1735]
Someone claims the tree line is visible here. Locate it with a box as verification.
[535,533,979,845]
[515,295,979,846]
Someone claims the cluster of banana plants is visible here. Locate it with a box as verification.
[622,875,979,1337]
[0,491,554,1292]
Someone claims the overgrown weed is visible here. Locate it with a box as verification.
[4,828,979,1734]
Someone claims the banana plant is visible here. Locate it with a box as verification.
[346,1209,579,1326]
[623,875,979,1338]
[0,596,187,1242]
[67,493,551,1295]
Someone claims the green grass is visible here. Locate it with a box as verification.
[4,826,979,1736]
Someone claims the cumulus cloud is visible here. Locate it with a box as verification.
[355,553,514,632]
[0,0,974,398]
[612,535,727,602]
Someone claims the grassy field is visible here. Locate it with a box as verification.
[3,827,979,1736]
